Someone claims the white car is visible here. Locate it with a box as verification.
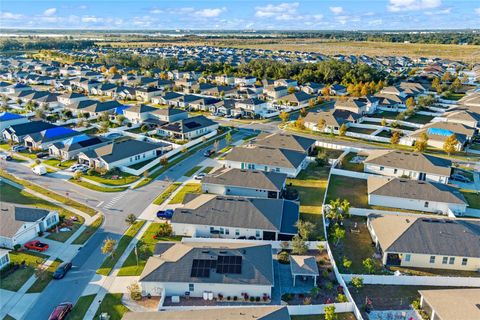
[68,164,89,172]
[194,173,206,180]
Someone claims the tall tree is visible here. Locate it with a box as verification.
[414,132,429,152]
[443,134,458,155]
[390,130,401,145]
[279,111,289,123]
[339,124,347,136]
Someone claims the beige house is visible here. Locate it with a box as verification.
[367,214,480,271]
[419,289,480,320]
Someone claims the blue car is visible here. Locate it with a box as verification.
[157,209,174,219]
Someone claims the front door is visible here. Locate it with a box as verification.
[419,172,426,181]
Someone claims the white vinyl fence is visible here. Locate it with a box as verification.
[342,274,480,287]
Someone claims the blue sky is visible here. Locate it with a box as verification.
[1,0,479,30]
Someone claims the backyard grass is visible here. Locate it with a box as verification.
[370,111,399,120]
[27,258,62,293]
[69,178,128,193]
[0,170,97,216]
[326,175,369,208]
[442,92,465,101]
[0,251,48,292]
[347,127,376,135]
[460,189,480,209]
[68,294,96,320]
[405,113,434,124]
[72,215,104,245]
[117,223,182,276]
[169,183,202,204]
[94,293,129,320]
[83,171,140,186]
[97,220,146,276]
[183,165,202,177]
[339,152,364,173]
[201,166,214,174]
[318,147,344,159]
[375,130,392,138]
[153,182,181,205]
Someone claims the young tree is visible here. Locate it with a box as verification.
[160,156,168,166]
[317,118,326,132]
[279,111,289,123]
[115,114,125,126]
[73,170,83,181]
[390,130,401,145]
[101,238,117,258]
[362,258,376,274]
[99,121,110,133]
[451,77,462,92]
[443,134,458,155]
[308,98,315,108]
[295,220,315,240]
[127,282,142,300]
[342,256,352,270]
[406,97,416,111]
[321,85,331,96]
[339,123,347,136]
[294,116,305,130]
[212,140,220,152]
[299,107,307,117]
[324,305,337,320]
[380,118,387,126]
[414,132,429,153]
[287,86,296,94]
[331,224,346,246]
[350,277,364,291]
[225,131,232,144]
[291,235,308,255]
[125,214,136,226]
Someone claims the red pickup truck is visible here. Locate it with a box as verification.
[24,240,49,252]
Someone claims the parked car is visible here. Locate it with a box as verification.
[194,173,206,180]
[48,302,73,320]
[451,173,471,183]
[203,149,214,157]
[32,165,47,175]
[67,164,88,172]
[53,262,73,279]
[156,209,174,220]
[24,240,49,252]
[11,145,26,152]
[0,154,12,161]
[36,152,49,159]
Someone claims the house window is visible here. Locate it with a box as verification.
[393,169,398,174]
[225,229,229,235]
[379,166,384,171]
[209,227,214,233]
[255,230,260,238]
[189,284,194,291]
[424,202,429,208]
[442,257,448,264]
[429,256,435,264]
[449,257,455,265]
[462,258,468,266]
[219,227,224,234]
[404,254,411,262]
[235,229,240,236]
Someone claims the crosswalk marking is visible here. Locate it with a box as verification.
[103,192,128,209]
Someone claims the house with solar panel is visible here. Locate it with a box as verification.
[23,126,83,151]
[157,115,219,140]
[2,120,57,144]
[139,241,274,300]
[48,134,111,160]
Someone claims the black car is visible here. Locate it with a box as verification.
[36,152,50,159]
[203,149,214,157]
[53,262,72,279]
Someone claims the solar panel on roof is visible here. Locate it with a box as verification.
[184,122,201,129]
[216,255,242,274]
[191,259,216,278]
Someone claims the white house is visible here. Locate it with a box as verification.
[0,249,10,270]
[364,149,452,184]
[157,115,218,140]
[367,176,467,215]
[0,203,59,249]
[171,194,299,240]
[139,241,274,300]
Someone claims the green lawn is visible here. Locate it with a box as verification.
[288,164,329,215]
[375,130,392,138]
[0,251,48,292]
[339,153,364,172]
[84,171,140,186]
[169,183,202,204]
[46,221,82,243]
[42,159,77,169]
[370,111,399,120]
[443,92,465,101]
[94,293,129,320]
[117,223,182,276]
[461,189,480,209]
[183,165,202,177]
[347,127,376,135]
[27,258,62,293]
[0,170,97,217]
[405,113,434,124]
[97,220,146,276]
[69,178,128,193]
[68,294,96,320]
[326,175,369,208]
[201,166,214,174]
[72,215,104,245]
[153,183,181,205]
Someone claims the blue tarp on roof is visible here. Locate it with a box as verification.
[0,112,24,122]
[427,127,454,137]
[114,105,131,115]
[43,127,77,139]
[62,134,89,146]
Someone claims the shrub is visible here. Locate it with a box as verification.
[281,293,293,302]
[233,296,238,301]
[13,244,21,251]
[249,296,255,302]
[303,296,312,305]
[255,296,260,302]
[277,251,290,264]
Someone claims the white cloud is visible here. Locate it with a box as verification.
[255,2,299,18]
[425,8,451,15]
[0,11,24,20]
[475,8,480,15]
[368,19,383,26]
[388,0,441,12]
[329,7,344,15]
[43,8,57,16]
[81,16,102,23]
[150,8,163,14]
[196,7,226,18]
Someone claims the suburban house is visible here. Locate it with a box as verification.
[48,135,111,160]
[0,202,59,249]
[437,109,480,129]
[57,92,88,105]
[234,76,257,86]
[23,126,83,150]
[264,85,288,99]
[367,214,480,271]
[171,194,298,240]
[235,98,269,117]
[0,112,28,133]
[224,145,309,178]
[157,115,218,140]
[304,109,361,133]
[335,96,379,115]
[78,139,166,171]
[363,150,452,183]
[281,92,313,107]
[0,249,9,270]
[301,82,324,94]
[419,289,480,320]
[139,241,274,300]
[136,87,162,102]
[123,105,188,124]
[250,132,316,155]
[2,120,57,144]
[202,168,287,199]
[121,306,290,320]
[409,122,476,151]
[367,176,468,215]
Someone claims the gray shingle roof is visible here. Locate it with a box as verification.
[225,146,306,169]
[82,140,163,164]
[0,202,51,238]
[251,133,315,153]
[202,168,287,192]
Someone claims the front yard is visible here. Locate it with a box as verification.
[68,294,96,320]
[27,258,63,293]
[94,293,129,320]
[338,153,365,172]
[169,183,202,204]
[0,251,48,292]
[42,159,77,169]
[460,189,480,209]
[83,170,140,186]
[153,182,181,205]
[183,165,202,177]
[326,175,369,208]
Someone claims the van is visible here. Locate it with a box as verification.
[32,165,47,175]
